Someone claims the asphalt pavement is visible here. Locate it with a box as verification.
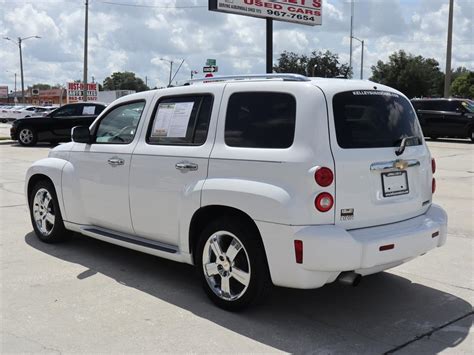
[0,127,472,354]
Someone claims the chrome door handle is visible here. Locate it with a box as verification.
[107,157,125,167]
[175,161,198,171]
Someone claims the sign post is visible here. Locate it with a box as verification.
[209,0,322,73]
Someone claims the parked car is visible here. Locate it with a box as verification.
[9,106,51,120]
[0,105,21,123]
[10,102,106,146]
[25,74,447,310]
[412,98,474,142]
[31,106,59,117]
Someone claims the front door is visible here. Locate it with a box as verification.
[129,90,220,248]
[68,100,147,234]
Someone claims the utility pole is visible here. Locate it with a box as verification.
[349,0,354,76]
[168,61,173,87]
[83,0,89,102]
[352,36,365,79]
[3,36,41,104]
[266,18,273,73]
[444,0,454,98]
[18,38,25,103]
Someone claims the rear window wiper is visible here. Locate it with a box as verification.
[395,136,419,156]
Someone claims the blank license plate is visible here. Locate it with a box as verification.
[382,171,409,197]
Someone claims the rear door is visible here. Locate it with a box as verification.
[326,89,432,230]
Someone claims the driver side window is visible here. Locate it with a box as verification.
[95,101,145,144]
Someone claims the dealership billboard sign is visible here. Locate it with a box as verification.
[67,82,98,103]
[209,0,322,26]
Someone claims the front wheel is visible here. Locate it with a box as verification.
[29,180,71,243]
[18,126,37,146]
[196,217,271,311]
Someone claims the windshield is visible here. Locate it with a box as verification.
[332,90,423,149]
[461,101,474,113]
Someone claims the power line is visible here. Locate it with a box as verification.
[97,0,206,9]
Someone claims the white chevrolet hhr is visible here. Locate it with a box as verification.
[26,74,447,310]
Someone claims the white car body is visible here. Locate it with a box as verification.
[11,106,48,119]
[26,75,447,293]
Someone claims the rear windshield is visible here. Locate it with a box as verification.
[333,90,423,149]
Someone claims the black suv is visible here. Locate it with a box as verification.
[11,102,106,146]
[412,98,474,142]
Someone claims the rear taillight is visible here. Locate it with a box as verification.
[432,178,436,194]
[431,158,436,174]
[315,192,334,212]
[314,167,334,187]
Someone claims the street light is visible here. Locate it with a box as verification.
[3,35,41,103]
[351,35,365,80]
[160,58,174,87]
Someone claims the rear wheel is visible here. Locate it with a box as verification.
[195,217,271,311]
[470,129,474,143]
[29,180,71,243]
[18,126,37,146]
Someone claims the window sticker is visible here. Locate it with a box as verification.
[352,90,399,98]
[83,106,95,115]
[151,102,194,138]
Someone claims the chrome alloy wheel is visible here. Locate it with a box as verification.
[32,188,55,236]
[202,231,251,301]
[19,128,34,144]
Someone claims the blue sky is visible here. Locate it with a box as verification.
[0,0,473,89]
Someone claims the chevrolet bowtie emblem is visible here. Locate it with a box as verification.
[393,159,408,170]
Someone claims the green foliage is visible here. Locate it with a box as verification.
[32,83,52,90]
[451,71,474,98]
[273,50,351,78]
[103,72,149,92]
[370,50,444,98]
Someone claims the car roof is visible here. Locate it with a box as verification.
[111,75,404,105]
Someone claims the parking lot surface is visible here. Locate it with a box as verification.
[0,130,472,353]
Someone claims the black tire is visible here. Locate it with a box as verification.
[18,126,37,146]
[29,180,71,243]
[469,129,474,143]
[195,216,271,311]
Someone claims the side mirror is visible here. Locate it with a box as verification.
[72,126,92,144]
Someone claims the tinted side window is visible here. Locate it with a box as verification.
[225,92,296,148]
[95,105,106,115]
[147,95,213,145]
[95,101,145,144]
[54,105,79,117]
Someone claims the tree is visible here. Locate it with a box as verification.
[273,50,351,78]
[103,72,149,92]
[370,50,444,98]
[32,83,52,90]
[451,71,474,98]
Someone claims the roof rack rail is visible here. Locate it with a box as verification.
[186,73,311,84]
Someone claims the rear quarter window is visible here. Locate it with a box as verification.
[333,90,423,149]
[225,92,296,148]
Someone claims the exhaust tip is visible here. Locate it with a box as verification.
[337,272,362,287]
